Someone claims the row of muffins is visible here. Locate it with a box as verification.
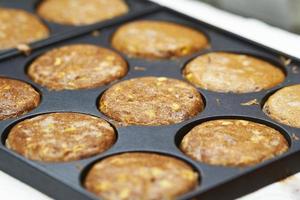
[5,110,289,165]
[1,74,299,128]
[0,7,299,200]
[3,111,290,199]
[0,13,284,92]
[3,112,289,200]
[0,0,129,50]
[27,44,284,93]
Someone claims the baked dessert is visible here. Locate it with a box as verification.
[0,77,40,120]
[6,112,116,162]
[111,20,209,59]
[183,52,285,93]
[84,152,199,200]
[263,84,300,128]
[180,119,288,167]
[99,77,204,125]
[27,44,127,90]
[37,0,128,26]
[0,7,49,50]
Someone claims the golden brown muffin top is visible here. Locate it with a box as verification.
[263,84,300,128]
[100,77,204,126]
[6,113,116,162]
[180,119,288,167]
[183,52,285,93]
[0,77,40,121]
[37,0,128,26]
[112,20,209,59]
[0,7,49,50]
[84,153,198,200]
[28,44,128,90]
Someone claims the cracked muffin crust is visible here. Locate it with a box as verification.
[111,20,209,59]
[180,119,288,167]
[28,44,127,90]
[84,152,199,200]
[6,112,116,162]
[183,52,285,93]
[0,7,49,50]
[37,0,128,26]
[263,84,300,128]
[99,77,204,126]
[0,77,40,121]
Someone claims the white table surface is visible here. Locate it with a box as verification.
[1,0,300,199]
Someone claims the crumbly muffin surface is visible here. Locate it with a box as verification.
[84,153,199,200]
[180,119,288,167]
[0,78,40,120]
[263,84,300,128]
[0,7,49,50]
[37,0,128,26]
[112,20,208,59]
[28,44,127,90]
[183,52,285,93]
[6,113,116,162]
[100,77,204,125]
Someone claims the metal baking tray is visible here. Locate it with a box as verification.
[0,1,300,200]
[0,0,159,60]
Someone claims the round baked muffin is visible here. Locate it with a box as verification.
[111,20,209,59]
[6,113,116,162]
[84,152,199,200]
[28,44,127,90]
[0,77,40,121]
[99,77,204,126]
[263,84,300,128]
[37,0,128,26]
[0,7,49,50]
[180,119,288,167]
[183,52,285,93]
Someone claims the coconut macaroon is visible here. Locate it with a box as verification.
[0,77,40,121]
[37,0,128,26]
[111,20,209,59]
[99,77,204,126]
[6,113,116,162]
[0,7,49,50]
[180,119,288,167]
[183,52,285,93]
[263,84,300,128]
[27,44,127,90]
[84,152,199,200]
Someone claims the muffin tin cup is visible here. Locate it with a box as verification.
[0,2,300,200]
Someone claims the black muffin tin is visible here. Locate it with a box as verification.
[0,1,300,200]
